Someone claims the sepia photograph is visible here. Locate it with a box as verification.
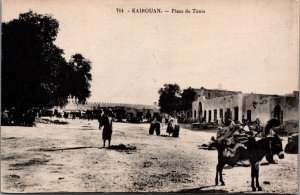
[1,0,299,193]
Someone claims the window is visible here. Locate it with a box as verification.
[234,107,239,122]
[220,109,223,120]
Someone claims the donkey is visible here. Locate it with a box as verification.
[213,134,284,191]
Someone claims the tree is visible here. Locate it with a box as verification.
[68,54,92,104]
[2,11,92,113]
[180,87,197,111]
[158,84,181,115]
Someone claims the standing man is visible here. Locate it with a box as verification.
[264,118,280,164]
[242,115,247,125]
[100,109,113,148]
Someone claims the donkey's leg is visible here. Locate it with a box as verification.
[215,164,219,186]
[255,162,262,191]
[219,163,225,185]
[251,164,256,191]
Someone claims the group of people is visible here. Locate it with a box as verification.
[149,116,179,137]
[1,109,35,126]
[96,110,181,148]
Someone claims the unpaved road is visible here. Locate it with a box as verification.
[1,118,298,193]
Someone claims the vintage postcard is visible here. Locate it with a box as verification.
[1,0,299,193]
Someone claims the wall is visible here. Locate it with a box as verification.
[244,94,299,126]
[203,89,241,99]
[283,96,299,121]
[192,94,243,122]
[192,91,298,126]
[202,94,243,122]
[243,94,273,126]
[269,96,299,122]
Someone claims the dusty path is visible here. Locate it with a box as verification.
[1,118,298,193]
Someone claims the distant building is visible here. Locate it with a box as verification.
[192,87,298,126]
[56,100,160,120]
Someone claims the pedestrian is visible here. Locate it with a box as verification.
[161,117,165,129]
[264,118,280,164]
[255,117,261,129]
[154,117,161,135]
[228,119,236,131]
[242,115,247,124]
[100,109,113,148]
[218,119,225,128]
[149,117,157,135]
[166,117,174,136]
[264,117,279,137]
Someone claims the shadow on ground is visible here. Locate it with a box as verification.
[107,144,137,154]
[177,185,228,193]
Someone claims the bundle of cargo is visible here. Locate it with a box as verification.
[214,125,251,146]
[272,125,288,136]
[284,120,298,135]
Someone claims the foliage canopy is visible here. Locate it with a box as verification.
[2,11,92,111]
[158,84,197,116]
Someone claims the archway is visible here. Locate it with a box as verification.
[273,105,282,123]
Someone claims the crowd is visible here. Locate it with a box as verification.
[95,108,182,148]
[1,108,36,126]
[148,116,180,137]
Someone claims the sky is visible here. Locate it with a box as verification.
[2,0,299,105]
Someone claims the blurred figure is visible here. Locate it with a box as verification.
[100,109,113,148]
[1,110,10,125]
[149,117,157,135]
[161,117,165,129]
[242,114,247,124]
[98,109,104,129]
[264,118,280,164]
[166,117,174,136]
[218,119,225,128]
[149,117,160,135]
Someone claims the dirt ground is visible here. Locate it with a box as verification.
[1,118,298,193]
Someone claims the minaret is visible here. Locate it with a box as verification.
[218,83,222,90]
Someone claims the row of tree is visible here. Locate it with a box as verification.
[158,84,197,117]
[2,11,92,115]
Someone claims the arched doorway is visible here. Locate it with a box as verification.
[198,102,202,121]
[273,105,282,124]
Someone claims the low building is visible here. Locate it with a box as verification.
[192,87,298,126]
[57,100,160,121]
